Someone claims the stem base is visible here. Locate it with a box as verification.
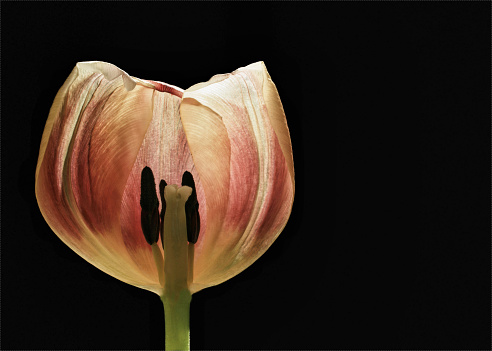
[161,289,191,351]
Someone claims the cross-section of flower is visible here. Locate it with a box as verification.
[35,61,294,350]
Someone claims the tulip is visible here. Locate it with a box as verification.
[35,61,294,350]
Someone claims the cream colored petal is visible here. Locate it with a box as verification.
[35,62,166,294]
[257,62,295,192]
[179,98,231,293]
[181,62,294,293]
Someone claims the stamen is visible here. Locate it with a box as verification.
[140,167,166,289]
[159,179,167,245]
[151,243,165,288]
[140,167,160,245]
[181,171,200,244]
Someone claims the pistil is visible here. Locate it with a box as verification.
[162,185,192,296]
[140,167,200,350]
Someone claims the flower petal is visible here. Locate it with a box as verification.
[119,86,207,287]
[36,62,164,293]
[181,62,294,292]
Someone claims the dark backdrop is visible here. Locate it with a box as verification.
[2,2,490,350]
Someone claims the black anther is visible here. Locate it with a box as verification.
[140,167,160,245]
[159,179,167,231]
[182,171,200,244]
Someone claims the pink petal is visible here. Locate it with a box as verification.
[36,62,172,293]
[181,62,294,292]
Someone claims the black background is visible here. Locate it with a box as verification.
[2,2,490,350]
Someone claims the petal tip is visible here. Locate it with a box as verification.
[76,61,137,91]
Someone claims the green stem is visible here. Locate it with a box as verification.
[159,185,194,350]
[161,289,192,351]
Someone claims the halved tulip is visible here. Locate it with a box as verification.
[35,61,294,350]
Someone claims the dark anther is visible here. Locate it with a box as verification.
[182,171,200,244]
[140,167,160,245]
[159,179,167,231]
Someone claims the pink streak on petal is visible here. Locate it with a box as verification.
[69,77,153,236]
[67,76,163,282]
[147,80,184,98]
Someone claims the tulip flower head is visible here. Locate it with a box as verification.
[35,61,294,350]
